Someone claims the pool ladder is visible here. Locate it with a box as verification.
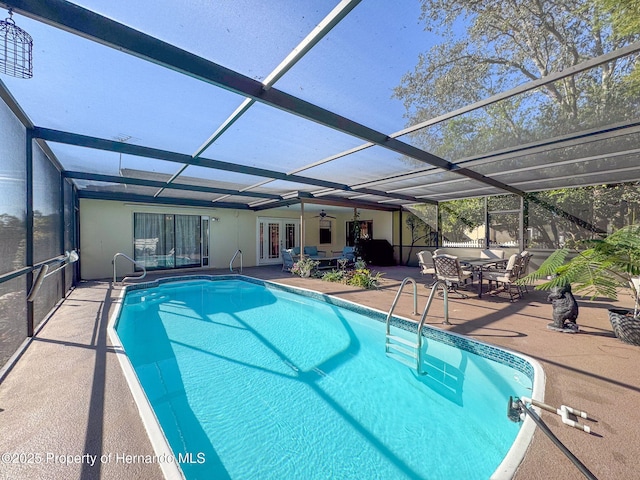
[385,277,450,374]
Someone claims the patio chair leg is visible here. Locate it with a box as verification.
[437,282,468,299]
[507,284,522,302]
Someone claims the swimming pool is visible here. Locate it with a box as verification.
[110,276,543,480]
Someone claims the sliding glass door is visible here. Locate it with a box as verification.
[175,215,201,267]
[134,213,207,270]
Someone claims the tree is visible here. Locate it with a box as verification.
[394,0,639,164]
[599,0,640,93]
[526,183,640,248]
[439,198,484,242]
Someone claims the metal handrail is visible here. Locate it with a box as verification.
[385,277,418,336]
[385,278,450,374]
[230,249,242,273]
[113,253,146,285]
[414,280,450,373]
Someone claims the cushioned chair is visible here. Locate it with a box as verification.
[432,254,473,298]
[483,253,522,301]
[338,246,356,263]
[303,246,326,258]
[417,250,436,281]
[282,249,298,272]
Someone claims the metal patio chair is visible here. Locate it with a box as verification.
[432,253,473,298]
[483,253,522,301]
[417,250,436,282]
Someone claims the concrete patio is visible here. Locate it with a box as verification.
[1,265,639,479]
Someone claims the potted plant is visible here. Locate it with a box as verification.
[291,257,319,278]
[519,224,640,344]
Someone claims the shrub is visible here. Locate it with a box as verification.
[290,257,319,277]
[347,268,384,289]
[321,269,346,283]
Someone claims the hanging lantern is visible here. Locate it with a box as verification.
[1,9,33,79]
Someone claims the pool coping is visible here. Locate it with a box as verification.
[108,286,185,480]
[108,274,545,480]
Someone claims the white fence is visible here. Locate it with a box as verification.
[441,239,519,248]
[442,239,484,248]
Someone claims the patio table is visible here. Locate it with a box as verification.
[314,255,345,270]
[457,257,509,298]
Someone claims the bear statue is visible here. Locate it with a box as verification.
[547,284,579,332]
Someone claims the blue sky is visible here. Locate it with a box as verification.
[2,1,464,194]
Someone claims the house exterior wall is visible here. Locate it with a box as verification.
[79,199,393,280]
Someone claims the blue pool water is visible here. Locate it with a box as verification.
[115,277,536,480]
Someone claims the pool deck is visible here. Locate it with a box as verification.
[1,265,639,479]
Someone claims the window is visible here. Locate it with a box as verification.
[134,213,201,270]
[319,219,332,244]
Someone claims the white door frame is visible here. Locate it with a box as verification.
[256,217,300,265]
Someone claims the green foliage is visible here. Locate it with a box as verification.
[526,183,640,248]
[395,0,639,166]
[350,211,362,259]
[353,259,367,270]
[347,268,384,289]
[600,0,640,38]
[290,257,319,277]
[440,198,484,241]
[520,224,640,299]
[598,0,640,93]
[319,265,385,290]
[321,269,346,283]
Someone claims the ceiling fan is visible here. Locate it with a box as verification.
[313,209,336,219]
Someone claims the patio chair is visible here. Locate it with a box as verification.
[518,251,534,294]
[483,253,522,302]
[432,254,473,298]
[337,246,356,264]
[282,249,298,272]
[417,250,436,282]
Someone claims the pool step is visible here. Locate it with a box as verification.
[386,334,418,348]
[141,293,170,305]
[385,351,419,370]
[386,341,417,358]
[385,334,425,374]
[127,292,171,309]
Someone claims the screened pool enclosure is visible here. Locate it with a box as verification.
[1,0,639,368]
